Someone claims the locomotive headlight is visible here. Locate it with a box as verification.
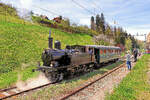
[50,61,59,67]
[50,63,53,67]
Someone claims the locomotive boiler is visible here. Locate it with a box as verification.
[34,30,121,83]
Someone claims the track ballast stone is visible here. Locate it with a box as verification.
[66,64,134,100]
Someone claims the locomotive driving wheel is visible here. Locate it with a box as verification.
[45,71,60,83]
[45,70,64,83]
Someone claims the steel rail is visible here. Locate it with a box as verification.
[0,87,17,92]
[59,63,125,100]
[0,60,125,100]
[0,82,56,100]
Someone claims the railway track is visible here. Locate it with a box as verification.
[0,82,55,100]
[59,63,125,100]
[0,61,124,100]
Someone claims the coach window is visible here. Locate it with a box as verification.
[111,50,113,54]
[104,49,106,57]
[109,49,111,55]
[110,49,112,54]
[106,49,108,56]
[115,50,117,54]
[108,49,110,56]
[112,49,114,54]
[100,49,103,57]
[107,49,109,56]
[82,47,86,52]
[113,49,115,54]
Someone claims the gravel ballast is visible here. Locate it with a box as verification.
[66,63,135,100]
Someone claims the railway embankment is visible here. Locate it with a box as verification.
[106,54,150,100]
[16,62,123,100]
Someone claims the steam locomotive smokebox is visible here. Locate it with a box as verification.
[55,40,61,49]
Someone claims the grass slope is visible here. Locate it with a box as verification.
[0,3,94,88]
[0,20,93,73]
[106,54,150,100]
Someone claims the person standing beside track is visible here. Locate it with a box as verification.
[126,51,132,70]
[133,48,138,62]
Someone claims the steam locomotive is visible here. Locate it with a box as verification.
[34,30,121,83]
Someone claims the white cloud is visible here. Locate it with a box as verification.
[79,18,90,26]
[19,0,33,9]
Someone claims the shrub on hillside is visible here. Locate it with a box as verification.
[0,3,18,17]
[32,15,98,36]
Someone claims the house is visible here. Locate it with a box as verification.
[53,16,62,23]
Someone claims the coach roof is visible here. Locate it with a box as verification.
[86,45,121,50]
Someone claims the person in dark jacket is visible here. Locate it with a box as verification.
[133,48,138,62]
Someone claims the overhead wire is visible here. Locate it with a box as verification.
[33,5,60,16]
[71,0,96,15]
[33,5,81,24]
[85,0,103,14]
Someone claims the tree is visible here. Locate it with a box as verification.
[125,37,132,51]
[91,16,95,30]
[114,27,126,45]
[113,26,117,38]
[59,15,62,20]
[96,14,101,32]
[105,24,112,35]
[63,18,70,27]
[30,10,34,16]
[71,23,78,27]
[100,13,105,34]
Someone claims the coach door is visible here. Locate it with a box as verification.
[94,48,100,64]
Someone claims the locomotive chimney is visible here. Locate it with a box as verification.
[48,29,53,49]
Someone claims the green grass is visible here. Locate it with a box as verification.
[106,54,150,100]
[0,19,93,73]
[0,3,18,17]
[17,61,123,100]
[0,71,17,88]
[0,4,94,88]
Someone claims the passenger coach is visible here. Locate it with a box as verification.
[67,45,121,66]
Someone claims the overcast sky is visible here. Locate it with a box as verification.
[1,0,150,40]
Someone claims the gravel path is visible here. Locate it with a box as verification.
[66,63,135,100]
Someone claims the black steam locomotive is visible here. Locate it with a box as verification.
[35,30,121,82]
